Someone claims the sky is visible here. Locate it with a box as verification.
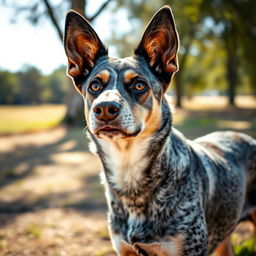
[0,1,131,75]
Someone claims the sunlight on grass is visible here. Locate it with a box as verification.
[25,223,44,239]
[183,96,256,110]
[233,238,256,256]
[218,120,252,130]
[0,105,66,134]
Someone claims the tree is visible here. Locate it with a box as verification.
[112,0,256,107]
[7,0,113,124]
[200,0,256,106]
[0,70,19,104]
[17,66,43,104]
[41,66,67,103]
[111,0,202,108]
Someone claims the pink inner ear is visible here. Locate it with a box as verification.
[67,61,80,77]
[165,57,178,73]
[143,28,178,73]
[65,26,100,78]
[71,31,99,68]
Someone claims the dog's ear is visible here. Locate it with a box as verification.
[134,6,179,86]
[64,10,108,90]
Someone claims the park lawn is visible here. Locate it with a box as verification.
[0,105,66,134]
[0,97,255,255]
[0,96,255,136]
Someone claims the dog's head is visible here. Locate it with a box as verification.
[64,6,179,140]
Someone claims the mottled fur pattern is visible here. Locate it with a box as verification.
[64,6,256,256]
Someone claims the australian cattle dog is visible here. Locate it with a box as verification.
[64,6,256,256]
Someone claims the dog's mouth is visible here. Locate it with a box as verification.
[94,125,140,139]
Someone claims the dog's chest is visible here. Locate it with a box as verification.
[100,138,151,192]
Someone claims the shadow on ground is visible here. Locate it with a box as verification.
[0,105,255,255]
[0,126,107,213]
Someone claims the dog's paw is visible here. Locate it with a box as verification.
[134,242,177,256]
[120,240,139,256]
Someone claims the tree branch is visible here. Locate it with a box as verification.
[88,0,113,22]
[42,0,63,41]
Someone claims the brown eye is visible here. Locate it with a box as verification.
[133,81,147,91]
[89,82,102,92]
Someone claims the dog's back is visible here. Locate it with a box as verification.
[190,131,256,252]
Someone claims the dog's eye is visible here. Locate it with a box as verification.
[89,81,102,92]
[133,81,147,91]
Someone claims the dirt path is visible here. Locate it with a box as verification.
[0,123,255,255]
[0,127,115,256]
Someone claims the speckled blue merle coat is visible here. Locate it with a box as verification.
[64,6,256,256]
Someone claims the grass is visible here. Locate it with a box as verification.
[233,238,256,256]
[0,97,255,255]
[25,223,44,239]
[0,96,255,136]
[0,104,66,134]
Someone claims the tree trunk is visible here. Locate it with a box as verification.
[174,71,183,108]
[71,0,86,15]
[64,0,112,126]
[63,0,86,127]
[226,50,237,106]
[64,79,85,126]
[225,29,238,107]
[173,28,194,108]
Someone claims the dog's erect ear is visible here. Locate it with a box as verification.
[64,10,108,87]
[134,6,179,85]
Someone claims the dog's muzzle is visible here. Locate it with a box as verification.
[91,101,141,139]
[93,101,121,122]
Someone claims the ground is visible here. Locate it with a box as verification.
[0,96,255,256]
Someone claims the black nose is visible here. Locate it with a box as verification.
[93,102,121,122]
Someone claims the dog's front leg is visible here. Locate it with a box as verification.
[133,234,185,256]
[211,236,234,256]
[134,242,178,256]
[134,231,208,256]
[111,233,138,256]
[119,240,139,256]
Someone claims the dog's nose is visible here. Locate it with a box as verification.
[93,102,121,122]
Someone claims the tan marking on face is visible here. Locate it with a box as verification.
[95,69,110,83]
[138,87,151,105]
[135,234,184,256]
[124,70,139,84]
[136,93,162,138]
[124,69,151,104]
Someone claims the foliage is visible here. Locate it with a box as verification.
[233,238,256,256]
[2,0,256,109]
[0,66,68,105]
[109,0,256,106]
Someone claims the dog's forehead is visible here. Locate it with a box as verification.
[93,57,149,78]
[108,57,140,70]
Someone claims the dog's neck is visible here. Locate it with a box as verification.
[90,117,191,199]
[99,136,157,193]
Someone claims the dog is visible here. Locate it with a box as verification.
[64,6,256,256]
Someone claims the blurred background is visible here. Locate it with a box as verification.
[0,0,255,255]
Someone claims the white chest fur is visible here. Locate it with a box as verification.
[98,138,150,192]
